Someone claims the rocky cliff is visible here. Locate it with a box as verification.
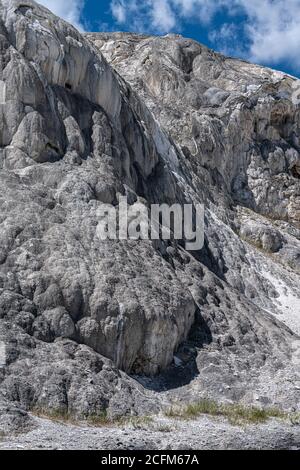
[0,1,299,435]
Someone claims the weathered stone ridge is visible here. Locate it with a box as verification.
[0,1,199,421]
[0,1,299,433]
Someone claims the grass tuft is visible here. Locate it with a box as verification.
[32,408,76,424]
[156,424,173,433]
[86,411,111,426]
[31,407,154,429]
[165,399,287,426]
[30,401,299,429]
[126,416,154,429]
[290,413,300,426]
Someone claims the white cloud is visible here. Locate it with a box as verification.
[238,0,300,70]
[110,0,126,24]
[172,0,225,23]
[38,0,85,30]
[209,22,243,57]
[109,1,236,34]
[150,0,177,31]
[110,0,176,33]
[110,1,149,32]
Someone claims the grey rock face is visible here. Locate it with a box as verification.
[90,31,300,334]
[90,32,300,223]
[0,0,196,379]
[0,1,299,435]
[0,397,34,435]
[240,219,284,253]
[0,0,198,421]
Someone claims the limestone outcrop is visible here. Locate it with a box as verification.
[0,2,299,432]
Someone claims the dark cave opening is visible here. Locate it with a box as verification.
[291,165,300,179]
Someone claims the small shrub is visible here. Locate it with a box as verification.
[225,405,268,425]
[32,407,74,424]
[86,410,111,426]
[186,399,220,418]
[165,406,182,418]
[156,424,173,433]
[289,413,300,426]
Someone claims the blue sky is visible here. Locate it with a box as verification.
[39,1,300,78]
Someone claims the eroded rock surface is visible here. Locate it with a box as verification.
[1,413,300,450]
[89,31,300,334]
[0,2,299,437]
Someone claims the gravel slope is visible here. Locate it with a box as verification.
[1,414,300,450]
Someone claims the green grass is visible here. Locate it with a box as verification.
[31,407,154,429]
[86,410,111,426]
[156,424,173,433]
[165,399,287,426]
[88,414,154,429]
[126,416,154,429]
[290,413,300,426]
[30,401,300,429]
[32,407,75,424]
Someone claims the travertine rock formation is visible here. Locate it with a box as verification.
[89,31,300,333]
[90,33,300,223]
[0,1,299,434]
